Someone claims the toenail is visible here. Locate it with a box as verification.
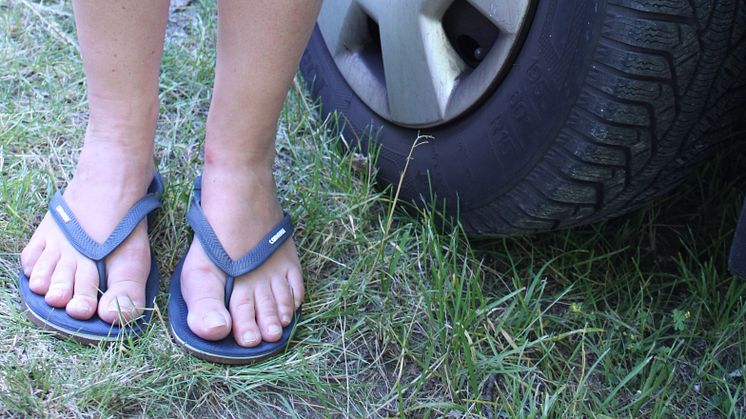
[108,298,134,313]
[47,288,64,300]
[281,314,291,324]
[268,324,282,336]
[242,331,260,345]
[71,300,91,313]
[204,312,227,329]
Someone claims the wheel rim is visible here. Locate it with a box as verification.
[317,0,536,128]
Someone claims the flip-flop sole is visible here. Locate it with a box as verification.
[168,256,301,365]
[17,250,160,345]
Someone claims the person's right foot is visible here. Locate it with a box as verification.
[178,110,304,348]
[20,103,157,325]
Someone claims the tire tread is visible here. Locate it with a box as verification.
[463,0,746,234]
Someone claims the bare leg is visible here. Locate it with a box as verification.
[20,1,169,324]
[180,0,321,346]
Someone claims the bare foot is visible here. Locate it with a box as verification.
[180,161,304,347]
[20,106,156,325]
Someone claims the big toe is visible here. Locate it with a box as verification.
[98,291,145,324]
[97,244,150,325]
[181,244,232,341]
[98,280,147,325]
[186,297,232,341]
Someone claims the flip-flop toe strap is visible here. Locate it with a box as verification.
[224,275,235,307]
[96,260,107,296]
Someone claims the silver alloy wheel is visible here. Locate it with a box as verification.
[317,0,535,128]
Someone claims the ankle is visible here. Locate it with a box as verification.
[71,153,154,189]
[204,100,279,170]
[73,135,155,192]
[79,94,158,170]
[203,141,275,171]
[201,160,275,191]
[86,93,160,139]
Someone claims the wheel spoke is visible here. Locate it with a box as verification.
[317,0,535,126]
[376,1,464,124]
[355,0,385,20]
[317,0,363,56]
[466,0,529,34]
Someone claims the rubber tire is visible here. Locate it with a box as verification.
[300,0,746,236]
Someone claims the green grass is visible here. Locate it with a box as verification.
[2,0,745,417]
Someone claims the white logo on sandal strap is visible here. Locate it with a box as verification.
[55,205,71,223]
[268,228,286,245]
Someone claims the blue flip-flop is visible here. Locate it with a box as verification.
[18,173,164,344]
[168,177,301,364]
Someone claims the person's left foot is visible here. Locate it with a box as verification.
[179,161,304,347]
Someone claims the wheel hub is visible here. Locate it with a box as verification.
[317,0,536,128]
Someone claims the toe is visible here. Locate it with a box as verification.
[229,285,262,347]
[182,242,232,341]
[98,274,147,325]
[44,257,76,308]
[66,258,99,320]
[287,265,304,309]
[254,283,283,342]
[98,232,150,325]
[271,275,295,327]
[21,235,46,278]
[28,243,60,295]
[185,295,231,341]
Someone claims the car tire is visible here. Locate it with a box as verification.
[300,0,746,236]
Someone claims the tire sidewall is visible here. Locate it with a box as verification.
[300,0,607,220]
